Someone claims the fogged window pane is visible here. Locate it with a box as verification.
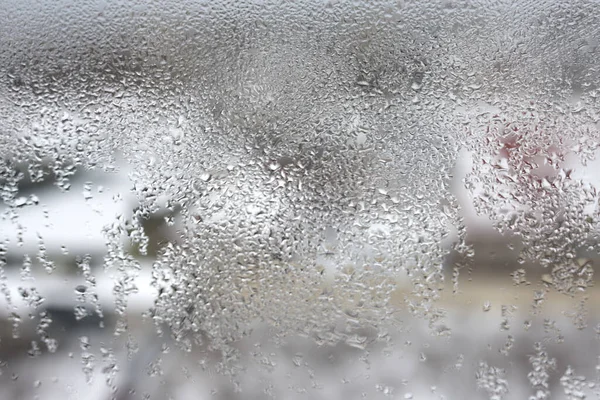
[1,0,599,399]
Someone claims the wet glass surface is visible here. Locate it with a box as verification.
[1,1,600,398]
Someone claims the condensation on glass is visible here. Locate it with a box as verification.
[0,0,599,399]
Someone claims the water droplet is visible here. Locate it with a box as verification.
[200,173,211,182]
[14,197,27,207]
[483,301,492,312]
[75,285,87,293]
